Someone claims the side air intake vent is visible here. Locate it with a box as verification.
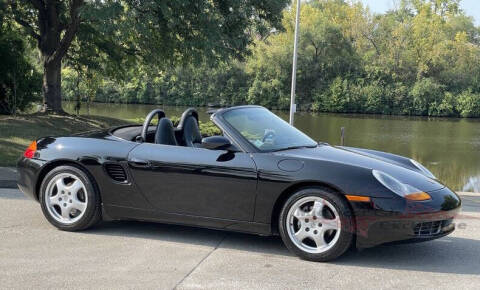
[105,164,127,182]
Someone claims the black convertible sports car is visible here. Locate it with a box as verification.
[17,106,461,261]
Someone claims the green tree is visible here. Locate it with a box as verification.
[58,0,480,118]
[246,2,360,110]
[9,0,289,113]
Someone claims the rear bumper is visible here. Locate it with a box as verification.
[17,157,45,201]
[352,187,461,248]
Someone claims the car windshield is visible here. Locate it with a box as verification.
[222,107,317,151]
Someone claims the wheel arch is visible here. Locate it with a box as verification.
[35,159,100,201]
[270,181,356,235]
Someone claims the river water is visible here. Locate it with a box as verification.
[64,102,480,192]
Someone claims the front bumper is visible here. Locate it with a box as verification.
[352,187,461,248]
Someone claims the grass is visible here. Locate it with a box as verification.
[0,114,131,167]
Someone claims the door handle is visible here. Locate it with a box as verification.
[129,158,151,168]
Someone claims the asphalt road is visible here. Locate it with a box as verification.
[0,167,17,189]
[1,188,480,289]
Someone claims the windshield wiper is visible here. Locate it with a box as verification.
[272,145,317,152]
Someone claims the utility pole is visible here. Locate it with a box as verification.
[289,0,301,125]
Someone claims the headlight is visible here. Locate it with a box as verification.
[410,159,436,179]
[372,170,431,201]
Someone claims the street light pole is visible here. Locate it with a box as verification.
[289,0,301,126]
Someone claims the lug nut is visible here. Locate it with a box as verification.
[313,216,317,220]
[318,223,322,227]
[63,203,67,207]
[314,230,318,234]
[306,228,310,232]
[59,198,62,201]
[69,200,72,203]
[305,219,309,223]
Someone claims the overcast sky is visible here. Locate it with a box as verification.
[359,0,479,25]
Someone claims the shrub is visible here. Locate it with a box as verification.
[409,78,445,116]
[0,29,41,114]
[457,91,480,117]
[429,92,458,117]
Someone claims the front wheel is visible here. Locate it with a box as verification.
[39,165,102,231]
[279,187,354,262]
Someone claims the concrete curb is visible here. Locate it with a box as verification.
[456,192,480,197]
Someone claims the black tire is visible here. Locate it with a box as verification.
[39,165,102,231]
[278,187,354,262]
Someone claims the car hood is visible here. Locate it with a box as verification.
[274,145,445,193]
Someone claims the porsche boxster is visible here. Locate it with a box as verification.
[17,106,461,261]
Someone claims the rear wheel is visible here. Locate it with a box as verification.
[39,165,102,231]
[279,187,354,262]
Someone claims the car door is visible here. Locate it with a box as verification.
[127,143,258,221]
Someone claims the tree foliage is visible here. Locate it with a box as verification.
[7,0,289,113]
[0,6,41,114]
[5,0,480,118]
[241,0,480,115]
[60,0,480,117]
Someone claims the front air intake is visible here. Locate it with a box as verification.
[105,163,128,182]
[413,219,453,237]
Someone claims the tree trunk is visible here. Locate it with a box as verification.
[10,0,84,114]
[42,59,63,113]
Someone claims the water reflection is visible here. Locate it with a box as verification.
[64,102,480,192]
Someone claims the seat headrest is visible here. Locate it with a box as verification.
[155,118,178,146]
[177,108,199,130]
[182,116,202,147]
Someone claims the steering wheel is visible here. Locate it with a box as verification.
[139,109,165,143]
[262,130,276,143]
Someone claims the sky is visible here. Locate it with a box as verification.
[359,0,480,25]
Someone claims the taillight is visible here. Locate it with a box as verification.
[23,141,37,159]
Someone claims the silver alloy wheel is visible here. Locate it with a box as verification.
[44,173,88,224]
[286,196,341,254]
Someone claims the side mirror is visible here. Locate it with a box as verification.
[201,136,237,151]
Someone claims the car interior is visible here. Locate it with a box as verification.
[111,108,206,147]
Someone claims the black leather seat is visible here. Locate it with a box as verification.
[155,118,178,146]
[177,108,202,147]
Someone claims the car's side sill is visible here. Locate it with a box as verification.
[103,204,272,236]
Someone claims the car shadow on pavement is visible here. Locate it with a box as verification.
[86,220,292,256]
[85,220,480,275]
[335,236,480,275]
